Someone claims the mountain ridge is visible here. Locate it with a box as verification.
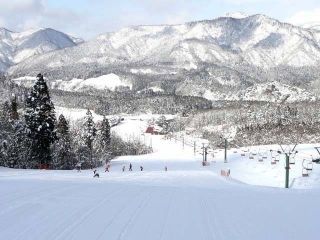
[0,27,82,72]
[2,14,320,103]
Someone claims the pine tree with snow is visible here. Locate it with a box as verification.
[7,120,31,168]
[100,116,111,147]
[97,116,111,161]
[0,101,13,167]
[0,101,11,129]
[82,109,96,168]
[25,73,57,168]
[52,114,75,169]
[9,95,19,121]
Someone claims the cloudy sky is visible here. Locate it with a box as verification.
[0,0,319,39]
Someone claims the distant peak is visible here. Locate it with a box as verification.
[0,27,14,33]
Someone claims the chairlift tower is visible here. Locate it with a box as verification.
[224,138,228,163]
[220,137,228,163]
[278,144,298,188]
[201,142,209,166]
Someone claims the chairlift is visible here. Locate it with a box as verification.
[302,168,309,177]
[262,152,268,160]
[312,157,320,163]
[289,156,296,165]
[302,159,312,177]
[311,148,320,163]
[306,161,313,171]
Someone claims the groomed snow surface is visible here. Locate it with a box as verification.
[1,115,320,240]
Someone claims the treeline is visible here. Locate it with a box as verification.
[0,74,151,169]
[51,89,212,115]
[176,101,320,147]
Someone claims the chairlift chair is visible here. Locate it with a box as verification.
[262,152,268,160]
[312,157,320,163]
[306,161,313,171]
[302,159,311,177]
[274,152,280,162]
[271,157,276,165]
[302,168,309,177]
[289,156,296,165]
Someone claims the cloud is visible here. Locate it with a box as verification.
[287,8,320,27]
[0,0,45,30]
[0,0,84,38]
[0,0,45,13]
[0,0,319,39]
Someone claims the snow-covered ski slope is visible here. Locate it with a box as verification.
[1,114,320,240]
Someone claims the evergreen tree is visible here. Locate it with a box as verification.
[82,109,96,168]
[52,114,75,169]
[0,101,13,167]
[97,116,111,161]
[100,116,111,147]
[7,120,31,168]
[0,101,11,129]
[25,73,57,168]
[9,96,19,121]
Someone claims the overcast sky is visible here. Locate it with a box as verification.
[0,0,319,39]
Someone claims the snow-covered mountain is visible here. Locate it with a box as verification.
[0,27,80,72]
[4,14,320,103]
[8,14,320,76]
[301,22,320,31]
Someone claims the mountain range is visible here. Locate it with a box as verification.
[0,27,82,72]
[2,14,320,103]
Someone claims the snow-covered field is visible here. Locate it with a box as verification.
[1,115,320,240]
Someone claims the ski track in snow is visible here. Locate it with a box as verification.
[1,177,320,240]
[1,116,320,240]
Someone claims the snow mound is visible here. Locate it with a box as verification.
[14,74,132,92]
[75,74,131,91]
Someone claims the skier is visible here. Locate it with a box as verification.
[122,165,125,172]
[129,163,132,171]
[76,163,81,172]
[93,169,99,178]
[140,166,143,171]
[165,166,168,171]
[105,164,110,172]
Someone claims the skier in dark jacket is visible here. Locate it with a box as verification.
[129,163,132,171]
[140,166,143,171]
